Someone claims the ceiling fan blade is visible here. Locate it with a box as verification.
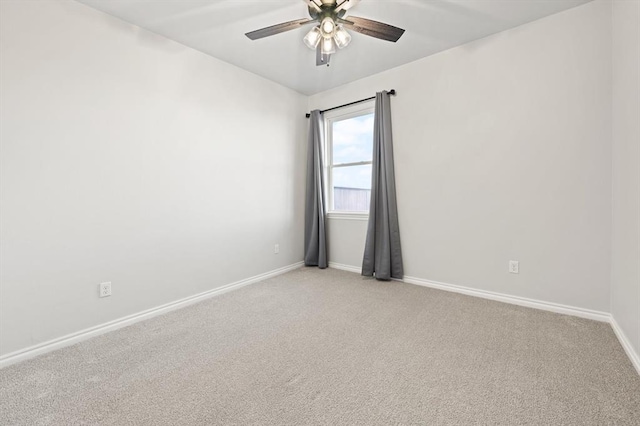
[316,44,331,66]
[335,0,360,13]
[338,16,405,42]
[245,18,315,40]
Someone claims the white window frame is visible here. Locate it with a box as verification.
[324,100,375,220]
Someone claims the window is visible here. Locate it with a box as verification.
[325,103,375,215]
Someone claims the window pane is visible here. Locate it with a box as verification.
[332,113,374,165]
[333,165,372,212]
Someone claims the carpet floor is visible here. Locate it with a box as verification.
[1,267,639,425]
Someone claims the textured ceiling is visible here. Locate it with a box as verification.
[77,0,591,95]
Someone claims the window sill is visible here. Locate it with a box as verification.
[326,212,369,221]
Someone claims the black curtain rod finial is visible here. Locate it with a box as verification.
[305,89,396,118]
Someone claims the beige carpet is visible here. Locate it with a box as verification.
[1,267,639,425]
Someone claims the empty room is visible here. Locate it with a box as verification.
[1,0,639,424]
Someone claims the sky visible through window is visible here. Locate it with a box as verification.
[332,113,374,189]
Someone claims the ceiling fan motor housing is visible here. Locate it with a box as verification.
[307,3,347,22]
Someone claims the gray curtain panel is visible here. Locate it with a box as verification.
[362,91,404,280]
[304,110,328,269]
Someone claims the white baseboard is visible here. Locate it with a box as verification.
[0,262,304,369]
[4,261,638,378]
[329,263,607,322]
[402,275,611,323]
[330,264,640,375]
[610,317,640,375]
[328,262,362,274]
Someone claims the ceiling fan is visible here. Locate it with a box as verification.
[245,0,405,66]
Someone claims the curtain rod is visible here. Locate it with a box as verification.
[305,89,396,118]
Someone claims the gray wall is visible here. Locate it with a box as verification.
[0,0,307,356]
[611,0,640,363]
[310,0,612,312]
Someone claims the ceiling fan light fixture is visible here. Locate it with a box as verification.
[303,26,322,50]
[333,26,351,49]
[321,36,336,55]
[320,17,336,37]
[245,0,406,66]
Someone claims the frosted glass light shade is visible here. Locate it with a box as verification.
[333,26,351,49]
[321,37,336,55]
[303,27,322,50]
[321,17,336,36]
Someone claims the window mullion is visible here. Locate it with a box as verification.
[332,161,372,169]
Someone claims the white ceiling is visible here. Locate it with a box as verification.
[77,0,591,95]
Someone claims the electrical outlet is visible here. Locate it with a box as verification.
[509,261,519,274]
[274,244,280,254]
[99,282,112,298]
